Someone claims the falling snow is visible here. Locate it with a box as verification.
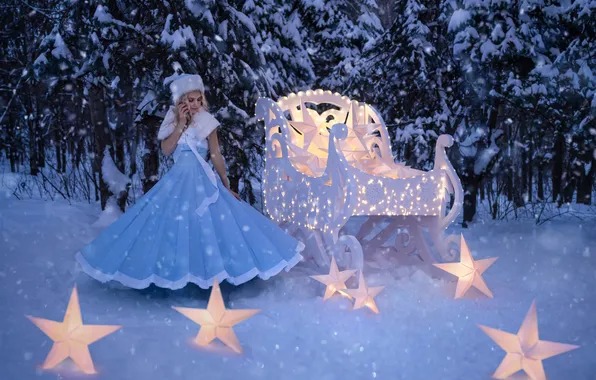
[0,197,594,379]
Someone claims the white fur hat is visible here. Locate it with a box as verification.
[169,74,205,104]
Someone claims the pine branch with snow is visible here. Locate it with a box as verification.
[102,147,131,195]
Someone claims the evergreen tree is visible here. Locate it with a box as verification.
[294,0,383,91]
[241,0,315,98]
[163,1,258,201]
[2,0,594,215]
[348,0,457,169]
[448,0,551,221]
[551,0,596,204]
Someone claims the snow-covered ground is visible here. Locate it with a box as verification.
[1,194,595,379]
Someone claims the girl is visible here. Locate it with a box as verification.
[75,74,304,290]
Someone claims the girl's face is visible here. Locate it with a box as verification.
[184,91,204,115]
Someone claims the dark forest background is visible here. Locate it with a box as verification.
[1,0,595,226]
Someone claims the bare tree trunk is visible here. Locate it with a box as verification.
[520,123,527,203]
[37,115,45,169]
[528,136,533,202]
[10,149,17,172]
[114,125,125,173]
[111,65,134,175]
[561,159,576,205]
[462,102,500,225]
[27,125,39,175]
[34,83,46,169]
[462,175,479,226]
[74,85,85,168]
[537,161,544,200]
[25,85,39,176]
[513,169,524,208]
[89,84,112,210]
[503,120,513,201]
[61,142,66,172]
[68,131,75,167]
[128,84,139,177]
[130,123,139,176]
[491,177,499,219]
[404,143,412,166]
[109,81,132,213]
[512,121,524,208]
[112,136,128,213]
[0,130,3,161]
[75,137,84,168]
[580,156,595,205]
[6,111,18,172]
[58,106,66,173]
[506,170,513,201]
[576,165,585,204]
[563,177,575,204]
[55,130,62,172]
[552,130,564,203]
[54,111,63,173]
[140,115,161,193]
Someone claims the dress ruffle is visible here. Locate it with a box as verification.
[75,144,305,290]
[75,241,304,290]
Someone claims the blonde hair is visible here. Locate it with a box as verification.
[174,90,209,126]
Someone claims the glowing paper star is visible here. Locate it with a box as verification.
[26,285,121,375]
[478,300,580,380]
[290,154,325,176]
[172,280,260,354]
[344,271,385,314]
[310,256,357,300]
[433,234,497,299]
[289,120,318,150]
[352,123,380,152]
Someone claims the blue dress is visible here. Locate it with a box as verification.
[75,109,304,290]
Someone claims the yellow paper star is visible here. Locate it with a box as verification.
[173,280,260,354]
[344,271,385,314]
[478,300,580,380]
[310,256,357,300]
[433,234,497,298]
[26,285,121,375]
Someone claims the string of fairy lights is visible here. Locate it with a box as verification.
[255,91,454,244]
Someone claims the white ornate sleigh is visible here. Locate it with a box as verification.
[255,90,464,271]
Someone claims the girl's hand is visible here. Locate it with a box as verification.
[176,103,191,128]
[227,187,241,201]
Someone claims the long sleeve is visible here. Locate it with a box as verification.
[157,106,177,140]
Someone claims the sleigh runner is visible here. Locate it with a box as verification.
[255,90,463,270]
